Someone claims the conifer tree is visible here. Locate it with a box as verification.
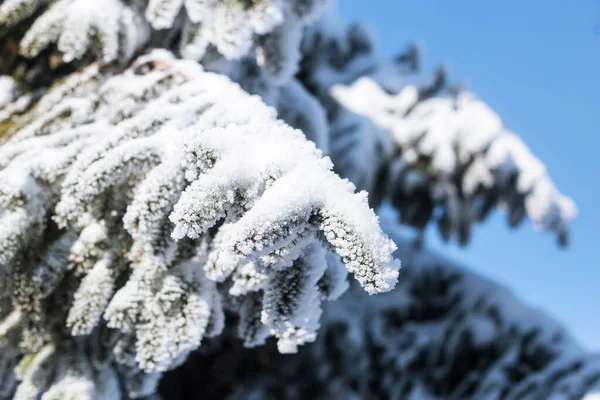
[0,1,596,399]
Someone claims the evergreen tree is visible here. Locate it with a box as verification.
[0,1,596,399]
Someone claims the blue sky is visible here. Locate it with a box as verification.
[340,0,600,350]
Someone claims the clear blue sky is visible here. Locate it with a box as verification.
[340,0,600,350]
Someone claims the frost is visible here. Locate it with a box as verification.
[146,0,327,81]
[299,16,575,246]
[197,215,600,399]
[331,77,576,244]
[0,50,398,397]
[19,0,150,63]
[0,0,48,28]
[0,1,586,398]
[0,76,18,109]
[3,0,327,83]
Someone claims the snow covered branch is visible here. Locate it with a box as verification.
[332,76,576,245]
[1,0,329,84]
[299,13,576,246]
[0,50,398,398]
[163,216,600,399]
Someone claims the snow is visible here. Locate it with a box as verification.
[331,75,576,242]
[20,0,149,63]
[0,76,16,109]
[0,50,400,395]
[0,1,587,397]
